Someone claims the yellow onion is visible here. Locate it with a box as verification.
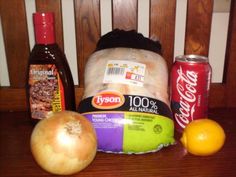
[30,111,97,175]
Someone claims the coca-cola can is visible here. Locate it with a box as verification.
[170,54,212,132]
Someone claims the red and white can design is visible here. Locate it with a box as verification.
[170,55,212,132]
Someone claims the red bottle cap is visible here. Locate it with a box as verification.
[33,12,55,44]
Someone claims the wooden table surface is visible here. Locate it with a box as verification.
[0,108,236,177]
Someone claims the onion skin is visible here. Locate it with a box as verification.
[30,111,97,175]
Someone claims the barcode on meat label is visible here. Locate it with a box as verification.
[103,60,146,87]
[107,67,125,75]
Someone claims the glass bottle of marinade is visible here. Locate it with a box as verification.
[27,12,75,123]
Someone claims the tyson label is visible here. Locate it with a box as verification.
[92,91,125,109]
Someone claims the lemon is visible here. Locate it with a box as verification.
[180,119,226,156]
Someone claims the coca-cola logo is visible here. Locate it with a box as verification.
[174,66,198,129]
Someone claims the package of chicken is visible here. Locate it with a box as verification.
[78,29,175,154]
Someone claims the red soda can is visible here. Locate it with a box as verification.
[170,55,212,132]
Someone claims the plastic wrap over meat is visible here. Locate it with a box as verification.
[78,30,175,154]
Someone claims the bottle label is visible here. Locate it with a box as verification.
[28,64,65,119]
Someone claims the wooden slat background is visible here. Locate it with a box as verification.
[0,0,236,111]
[0,0,29,88]
[225,0,236,106]
[74,0,100,88]
[113,0,138,30]
[150,0,176,71]
[185,0,213,55]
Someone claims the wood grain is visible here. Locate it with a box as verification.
[74,0,100,87]
[209,84,226,108]
[150,0,176,71]
[112,0,138,30]
[0,88,27,111]
[185,0,213,55]
[35,0,64,50]
[0,0,30,87]
[1,109,236,176]
[225,0,236,107]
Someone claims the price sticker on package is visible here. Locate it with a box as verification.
[103,60,146,87]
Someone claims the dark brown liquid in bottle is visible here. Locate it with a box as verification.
[27,13,75,124]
